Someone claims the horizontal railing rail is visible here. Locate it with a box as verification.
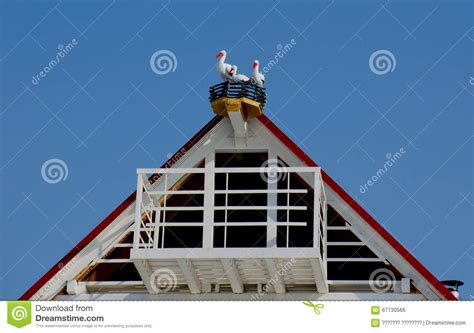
[133,166,324,251]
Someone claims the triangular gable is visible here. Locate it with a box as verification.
[20,114,456,300]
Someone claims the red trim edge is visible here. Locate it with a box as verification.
[257,114,456,300]
[20,116,223,300]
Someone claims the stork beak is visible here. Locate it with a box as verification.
[216,52,223,59]
[253,63,257,68]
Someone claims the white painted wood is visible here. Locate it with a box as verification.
[133,259,158,295]
[267,153,277,248]
[310,259,328,293]
[327,242,365,246]
[327,226,351,230]
[326,258,384,262]
[133,175,144,250]
[177,259,201,294]
[221,259,244,293]
[66,280,86,295]
[214,189,307,194]
[203,155,215,248]
[401,277,411,293]
[95,259,133,263]
[214,205,307,211]
[55,292,426,301]
[131,248,319,259]
[227,109,247,137]
[264,259,286,294]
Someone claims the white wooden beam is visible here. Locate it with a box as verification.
[401,278,411,293]
[56,292,427,301]
[310,259,328,293]
[221,259,244,293]
[177,259,201,294]
[131,248,319,259]
[266,153,277,247]
[264,259,286,294]
[227,110,247,134]
[66,280,86,295]
[202,156,215,248]
[133,259,158,294]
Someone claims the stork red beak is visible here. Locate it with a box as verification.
[216,52,223,59]
[253,63,257,68]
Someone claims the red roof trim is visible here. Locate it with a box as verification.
[21,113,455,300]
[20,116,223,300]
[256,114,456,300]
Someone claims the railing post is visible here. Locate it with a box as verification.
[267,155,278,248]
[202,156,215,248]
[314,170,321,254]
[133,172,144,249]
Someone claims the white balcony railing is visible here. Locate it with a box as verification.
[132,166,326,256]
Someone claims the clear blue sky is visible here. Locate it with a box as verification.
[0,0,472,300]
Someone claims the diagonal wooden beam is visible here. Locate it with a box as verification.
[133,259,159,294]
[310,259,328,293]
[221,259,244,293]
[177,259,201,294]
[264,259,286,294]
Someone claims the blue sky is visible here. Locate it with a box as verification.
[0,0,472,300]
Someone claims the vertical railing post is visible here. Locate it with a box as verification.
[203,156,215,248]
[133,171,144,250]
[267,154,278,248]
[313,170,321,254]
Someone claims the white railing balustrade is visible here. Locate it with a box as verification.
[133,166,326,258]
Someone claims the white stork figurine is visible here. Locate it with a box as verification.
[229,65,250,83]
[251,60,265,87]
[216,50,233,81]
